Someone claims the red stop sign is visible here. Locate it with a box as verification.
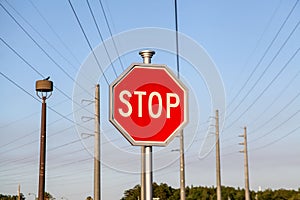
[109,63,188,146]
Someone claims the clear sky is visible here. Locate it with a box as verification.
[1,0,300,200]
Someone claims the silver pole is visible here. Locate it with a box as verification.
[145,146,153,200]
[141,147,145,200]
[139,50,155,200]
[94,84,100,200]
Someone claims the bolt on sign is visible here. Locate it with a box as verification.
[109,63,188,146]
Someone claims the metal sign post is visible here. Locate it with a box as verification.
[109,50,188,200]
[139,50,155,200]
[145,146,152,200]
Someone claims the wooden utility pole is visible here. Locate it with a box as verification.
[175,1,186,198]
[94,84,100,200]
[239,127,250,200]
[215,110,222,200]
[179,129,186,200]
[18,184,20,200]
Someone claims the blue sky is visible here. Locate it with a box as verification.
[1,0,300,199]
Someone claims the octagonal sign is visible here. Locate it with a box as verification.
[109,63,188,146]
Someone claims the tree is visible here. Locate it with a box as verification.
[86,196,93,200]
[153,183,174,200]
[121,185,140,200]
[0,193,25,200]
[120,184,300,200]
[35,192,55,200]
[168,189,180,200]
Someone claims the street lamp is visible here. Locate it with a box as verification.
[35,77,53,200]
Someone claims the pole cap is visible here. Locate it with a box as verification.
[139,50,155,57]
[139,50,155,64]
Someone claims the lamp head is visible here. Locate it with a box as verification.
[35,78,53,99]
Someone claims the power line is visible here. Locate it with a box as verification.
[0,120,75,157]
[250,124,300,151]
[0,71,93,135]
[0,71,40,102]
[48,138,82,152]
[248,68,300,126]
[0,2,93,97]
[218,86,300,149]
[86,0,118,77]
[249,110,300,143]
[0,37,95,118]
[0,34,95,104]
[27,0,98,86]
[220,121,299,158]
[0,153,92,181]
[231,47,299,126]
[221,109,300,153]
[0,96,87,150]
[0,111,38,129]
[225,19,300,129]
[227,0,283,101]
[67,0,110,85]
[0,37,43,77]
[4,0,79,72]
[28,0,82,66]
[0,137,87,174]
[226,0,299,118]
[0,125,120,171]
[50,157,92,170]
[249,89,300,135]
[98,0,124,71]
[0,139,91,179]
[174,0,180,78]
[47,167,92,181]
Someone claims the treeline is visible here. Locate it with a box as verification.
[0,193,25,200]
[121,183,300,200]
[0,192,54,200]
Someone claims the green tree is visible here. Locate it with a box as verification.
[0,193,25,200]
[168,189,180,200]
[153,183,174,200]
[120,183,300,200]
[35,192,54,200]
[121,184,140,200]
[260,188,273,200]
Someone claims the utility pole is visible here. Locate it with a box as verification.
[174,1,186,198]
[179,129,186,200]
[215,110,222,200]
[18,184,20,200]
[239,127,250,200]
[94,84,101,200]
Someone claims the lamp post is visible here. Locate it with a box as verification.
[35,77,53,200]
